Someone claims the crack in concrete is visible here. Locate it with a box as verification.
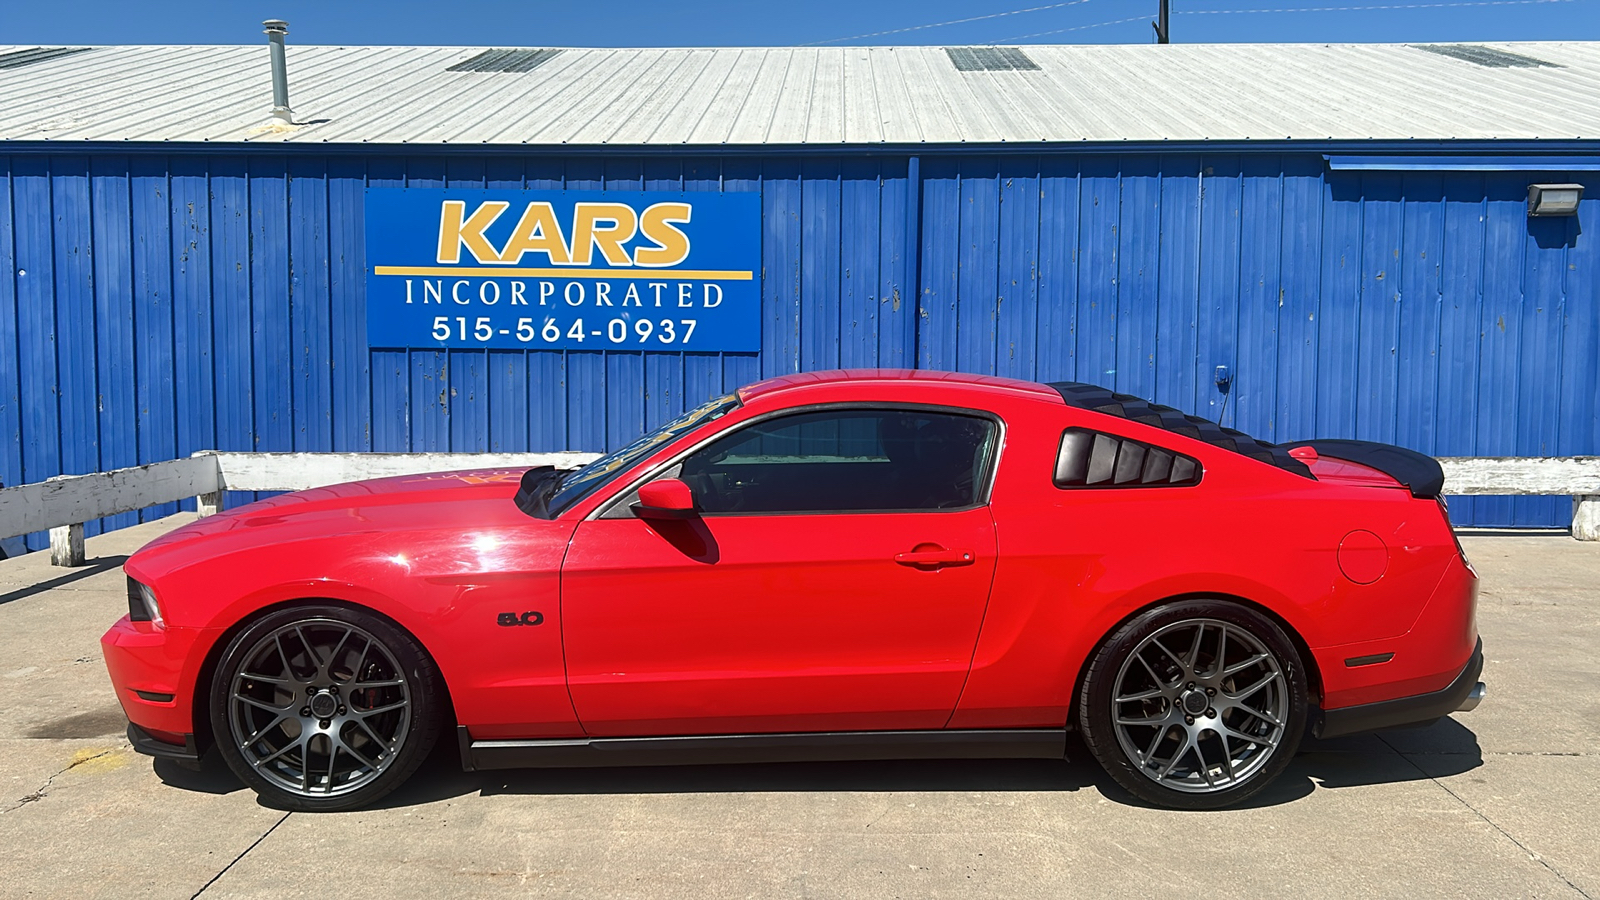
[1380,735,1594,900]
[191,811,292,899]
[864,802,893,830]
[0,749,115,814]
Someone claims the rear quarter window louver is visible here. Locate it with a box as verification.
[1055,428,1201,489]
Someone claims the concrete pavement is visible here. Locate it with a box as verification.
[0,516,1595,898]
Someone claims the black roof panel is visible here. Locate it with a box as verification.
[1410,44,1558,69]
[0,47,93,71]
[945,47,1040,72]
[447,48,564,73]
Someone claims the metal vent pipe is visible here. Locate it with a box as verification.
[263,19,292,122]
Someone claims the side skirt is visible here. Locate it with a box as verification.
[458,727,1067,772]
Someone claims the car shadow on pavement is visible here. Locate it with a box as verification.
[150,742,1105,807]
[1155,717,1484,812]
[149,718,1483,812]
[384,746,1102,809]
[381,718,1483,811]
[152,756,252,796]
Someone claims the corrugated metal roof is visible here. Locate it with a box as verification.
[4,41,1600,146]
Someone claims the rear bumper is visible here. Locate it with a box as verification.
[1315,638,1484,739]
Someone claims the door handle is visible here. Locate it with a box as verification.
[894,548,975,568]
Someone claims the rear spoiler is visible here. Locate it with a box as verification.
[1289,440,1445,499]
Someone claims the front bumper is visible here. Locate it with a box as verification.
[1315,638,1484,739]
[102,615,215,756]
[127,722,202,761]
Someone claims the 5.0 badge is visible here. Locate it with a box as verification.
[497,611,544,627]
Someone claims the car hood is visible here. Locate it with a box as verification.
[129,467,551,579]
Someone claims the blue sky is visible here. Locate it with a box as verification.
[6,0,1596,46]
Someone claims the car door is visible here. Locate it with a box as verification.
[561,405,1001,736]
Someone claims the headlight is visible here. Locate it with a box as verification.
[127,577,166,629]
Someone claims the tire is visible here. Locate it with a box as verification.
[208,604,444,812]
[1077,599,1307,810]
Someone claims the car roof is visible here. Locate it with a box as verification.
[1047,382,1315,479]
[737,369,1061,403]
[735,370,1315,481]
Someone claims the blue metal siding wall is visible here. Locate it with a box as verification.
[913,154,1598,528]
[0,153,917,548]
[0,150,1595,549]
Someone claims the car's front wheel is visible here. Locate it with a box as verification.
[1078,600,1307,809]
[208,604,444,811]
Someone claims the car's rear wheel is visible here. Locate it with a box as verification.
[1078,600,1307,809]
[209,604,443,812]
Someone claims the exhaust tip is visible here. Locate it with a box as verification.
[1457,681,1486,713]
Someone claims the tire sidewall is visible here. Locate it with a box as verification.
[208,603,443,812]
[1078,599,1308,810]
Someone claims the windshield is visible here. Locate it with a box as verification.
[544,393,741,517]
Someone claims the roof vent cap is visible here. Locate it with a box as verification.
[263,19,293,123]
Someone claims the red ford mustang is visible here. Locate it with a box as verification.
[103,370,1483,811]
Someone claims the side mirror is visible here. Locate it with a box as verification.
[631,478,698,520]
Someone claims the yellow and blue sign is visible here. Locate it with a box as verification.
[365,188,761,351]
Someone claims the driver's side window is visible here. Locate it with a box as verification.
[678,407,997,515]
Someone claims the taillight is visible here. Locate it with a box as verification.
[1436,497,1471,570]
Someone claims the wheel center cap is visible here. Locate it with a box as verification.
[1181,690,1209,715]
[309,691,339,719]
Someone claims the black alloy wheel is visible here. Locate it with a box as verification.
[209,604,444,812]
[1078,599,1308,810]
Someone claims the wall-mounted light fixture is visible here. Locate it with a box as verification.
[1527,183,1583,217]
